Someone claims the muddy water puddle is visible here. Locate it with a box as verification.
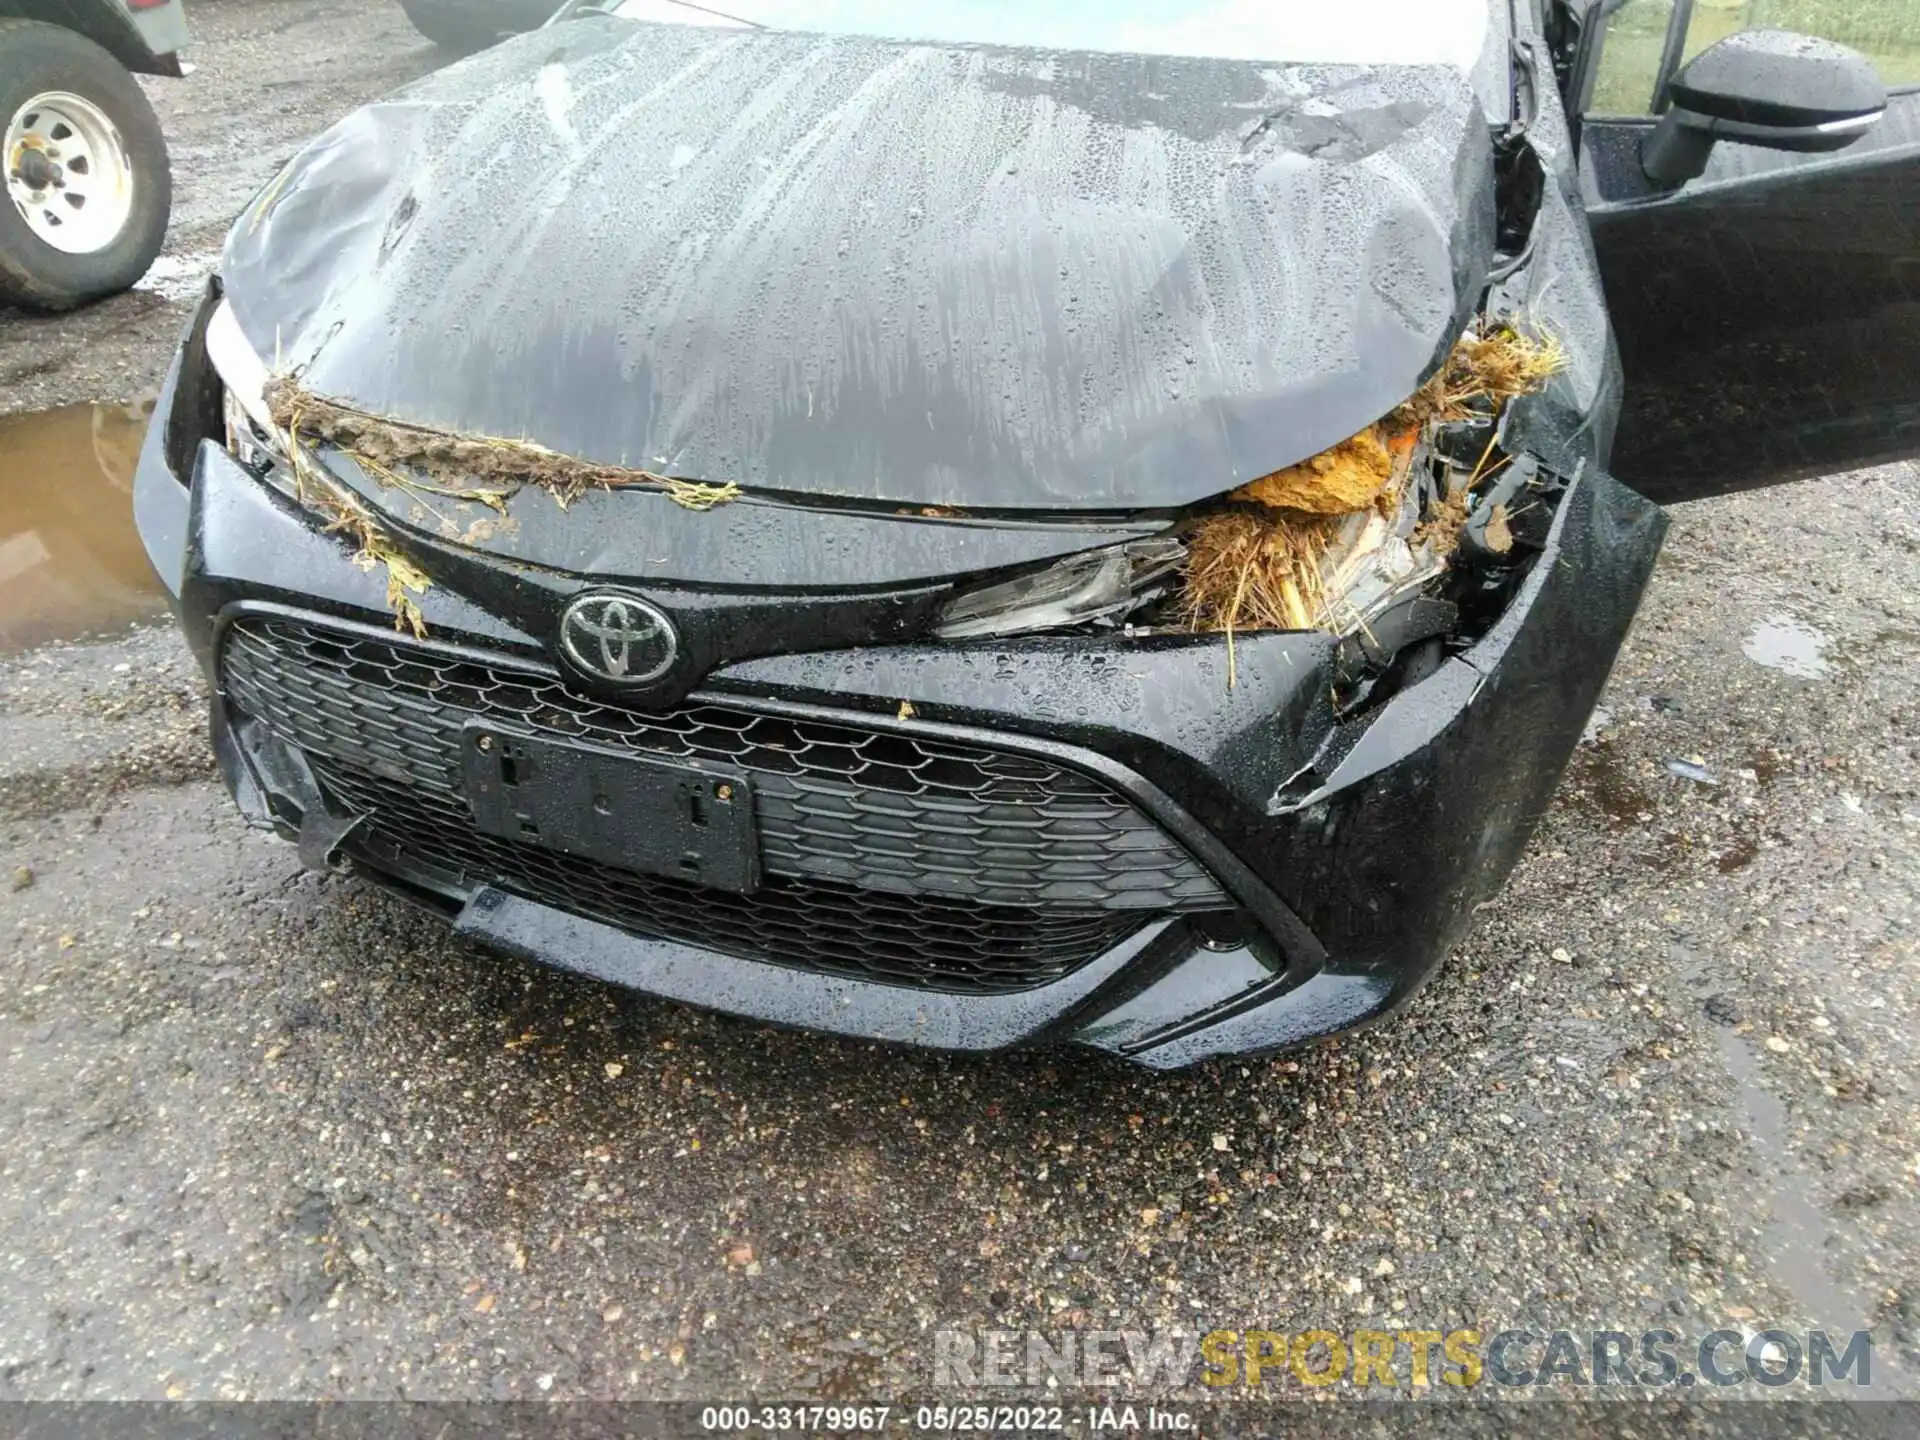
[0,400,169,654]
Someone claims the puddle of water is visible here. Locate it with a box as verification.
[1743,616,1830,679]
[0,401,170,655]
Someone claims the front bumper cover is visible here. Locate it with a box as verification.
[134,306,1668,1069]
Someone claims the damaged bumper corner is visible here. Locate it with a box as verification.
[1132,466,1670,1066]
[135,371,1667,1065]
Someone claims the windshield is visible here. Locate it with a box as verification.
[603,0,1493,70]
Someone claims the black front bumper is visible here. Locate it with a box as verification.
[134,316,1668,1069]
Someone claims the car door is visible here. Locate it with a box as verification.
[1563,0,1920,505]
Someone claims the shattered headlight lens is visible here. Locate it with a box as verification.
[933,536,1185,641]
[204,298,291,476]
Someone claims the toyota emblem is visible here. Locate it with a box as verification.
[558,593,679,685]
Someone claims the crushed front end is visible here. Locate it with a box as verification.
[135,285,1664,1070]
[132,23,1668,1066]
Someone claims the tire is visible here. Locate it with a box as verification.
[0,19,171,312]
[397,0,553,54]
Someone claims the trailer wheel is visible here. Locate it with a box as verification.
[0,19,171,311]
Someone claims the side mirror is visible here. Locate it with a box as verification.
[1642,29,1886,187]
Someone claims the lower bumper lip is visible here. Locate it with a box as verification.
[132,325,1670,1067]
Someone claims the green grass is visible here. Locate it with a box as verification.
[1588,0,1920,115]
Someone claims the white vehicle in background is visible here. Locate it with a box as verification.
[1,0,186,310]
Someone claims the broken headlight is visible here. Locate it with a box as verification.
[204,298,290,477]
[933,537,1185,641]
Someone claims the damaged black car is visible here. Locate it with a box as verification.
[132,0,1918,1066]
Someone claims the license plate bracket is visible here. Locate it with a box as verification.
[460,722,759,893]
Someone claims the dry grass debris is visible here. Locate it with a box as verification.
[264,379,741,512]
[260,377,743,636]
[1180,323,1560,648]
[1483,503,1515,555]
[277,434,432,638]
[1392,323,1565,431]
[358,542,433,639]
[1185,507,1341,637]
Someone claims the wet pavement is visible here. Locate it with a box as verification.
[3,468,1916,1404]
[1,0,1918,1410]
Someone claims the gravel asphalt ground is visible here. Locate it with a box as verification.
[1,0,1915,1410]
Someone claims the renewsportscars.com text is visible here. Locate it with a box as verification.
[931,1327,1873,1389]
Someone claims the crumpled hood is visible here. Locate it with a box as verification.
[223,19,1495,513]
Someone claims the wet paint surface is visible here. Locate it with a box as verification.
[0,402,169,654]
[1742,616,1831,679]
[222,23,1496,512]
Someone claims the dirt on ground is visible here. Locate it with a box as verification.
[1,0,1918,1411]
[0,0,438,419]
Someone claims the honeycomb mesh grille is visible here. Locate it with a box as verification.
[219,615,1225,995]
[313,761,1144,994]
